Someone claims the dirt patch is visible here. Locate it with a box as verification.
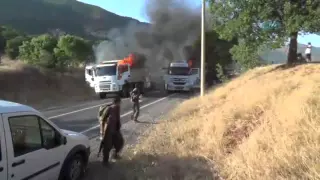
[0,59,95,109]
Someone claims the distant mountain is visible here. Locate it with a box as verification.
[0,0,148,39]
[261,43,320,63]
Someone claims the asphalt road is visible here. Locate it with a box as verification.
[42,91,194,139]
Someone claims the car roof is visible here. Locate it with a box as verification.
[0,100,38,114]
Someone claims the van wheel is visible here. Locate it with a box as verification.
[65,154,85,180]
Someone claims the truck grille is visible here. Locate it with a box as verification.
[173,82,186,85]
[171,78,187,85]
[100,81,111,83]
[172,78,187,82]
[99,84,111,90]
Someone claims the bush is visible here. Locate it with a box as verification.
[5,36,29,59]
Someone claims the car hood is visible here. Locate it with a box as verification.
[61,129,81,136]
[61,129,90,148]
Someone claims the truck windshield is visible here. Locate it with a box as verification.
[168,67,190,75]
[95,65,117,76]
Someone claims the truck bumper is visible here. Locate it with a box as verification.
[166,84,192,91]
[95,84,119,93]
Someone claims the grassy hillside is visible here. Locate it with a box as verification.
[117,64,320,179]
[261,43,320,63]
[0,0,147,39]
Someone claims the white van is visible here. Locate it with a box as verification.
[0,100,90,180]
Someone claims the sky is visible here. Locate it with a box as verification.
[78,0,320,47]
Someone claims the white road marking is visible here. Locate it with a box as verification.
[79,93,176,134]
[48,97,130,119]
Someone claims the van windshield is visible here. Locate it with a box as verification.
[168,67,190,75]
[95,65,117,76]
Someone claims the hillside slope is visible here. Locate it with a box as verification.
[0,0,147,39]
[122,64,320,179]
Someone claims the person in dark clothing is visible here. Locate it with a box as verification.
[130,83,140,122]
[98,96,124,166]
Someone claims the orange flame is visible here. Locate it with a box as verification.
[118,53,134,67]
[188,60,193,67]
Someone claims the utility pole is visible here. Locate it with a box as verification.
[200,0,206,96]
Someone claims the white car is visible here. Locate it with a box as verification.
[0,100,90,180]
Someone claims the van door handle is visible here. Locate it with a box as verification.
[12,159,25,167]
[0,167,3,172]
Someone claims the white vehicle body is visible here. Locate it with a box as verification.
[163,61,194,92]
[190,68,200,89]
[0,100,90,180]
[85,60,147,98]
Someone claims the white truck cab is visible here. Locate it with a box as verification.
[163,61,194,93]
[0,100,90,180]
[85,60,147,99]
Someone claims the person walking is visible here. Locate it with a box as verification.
[130,83,140,122]
[305,42,312,62]
[97,96,124,167]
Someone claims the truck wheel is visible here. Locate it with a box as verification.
[99,93,106,99]
[64,153,85,180]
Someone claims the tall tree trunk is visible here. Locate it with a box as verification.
[287,32,298,65]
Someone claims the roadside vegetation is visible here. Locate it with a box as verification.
[0,26,95,109]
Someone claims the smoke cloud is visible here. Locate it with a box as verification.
[93,0,201,87]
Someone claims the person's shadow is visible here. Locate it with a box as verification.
[84,153,219,180]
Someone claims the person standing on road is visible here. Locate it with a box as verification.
[305,42,312,62]
[98,103,111,140]
[97,96,124,166]
[130,83,140,122]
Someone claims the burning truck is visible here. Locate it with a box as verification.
[85,53,151,99]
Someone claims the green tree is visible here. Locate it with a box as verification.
[55,35,93,66]
[0,34,5,54]
[0,26,22,40]
[208,0,320,65]
[190,30,236,84]
[19,34,57,67]
[5,36,29,59]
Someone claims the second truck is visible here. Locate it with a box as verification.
[163,60,200,93]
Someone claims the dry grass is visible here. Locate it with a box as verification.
[0,58,94,109]
[126,64,320,179]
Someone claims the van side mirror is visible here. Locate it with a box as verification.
[57,132,67,145]
[63,136,67,145]
[91,77,94,81]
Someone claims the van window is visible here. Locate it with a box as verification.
[9,116,42,157]
[39,118,60,149]
[8,115,61,157]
